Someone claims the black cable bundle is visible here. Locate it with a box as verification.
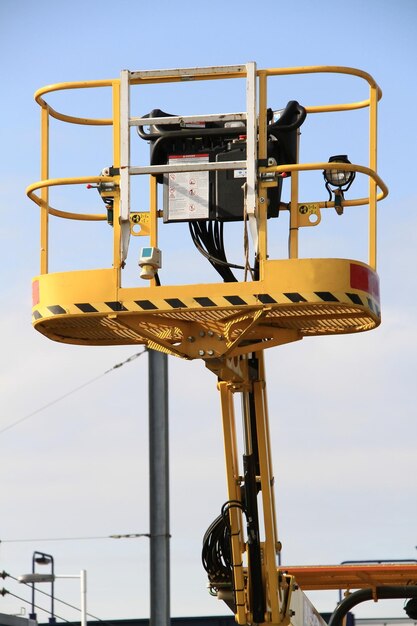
[189,220,238,283]
[202,500,245,586]
[201,513,233,585]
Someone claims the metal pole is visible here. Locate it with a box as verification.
[30,553,36,620]
[80,570,87,626]
[148,349,170,626]
[50,555,55,624]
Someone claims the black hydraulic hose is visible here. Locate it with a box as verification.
[268,101,307,134]
[137,124,245,141]
[138,107,307,143]
[242,366,265,624]
[201,513,233,584]
[247,356,261,476]
[328,586,417,626]
[242,453,265,623]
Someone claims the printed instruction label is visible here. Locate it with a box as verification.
[166,154,209,220]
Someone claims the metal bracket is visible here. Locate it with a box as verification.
[297,203,321,227]
[130,212,151,237]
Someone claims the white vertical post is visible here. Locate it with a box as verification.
[246,61,258,254]
[120,69,131,263]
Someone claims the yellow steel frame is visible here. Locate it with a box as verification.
[218,352,284,624]
[27,64,388,357]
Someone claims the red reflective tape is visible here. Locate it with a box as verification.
[350,264,380,299]
[32,280,40,306]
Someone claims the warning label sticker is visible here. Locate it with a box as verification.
[165,154,209,221]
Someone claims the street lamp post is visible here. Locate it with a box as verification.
[28,551,55,622]
[18,570,87,626]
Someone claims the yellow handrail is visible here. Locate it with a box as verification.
[28,64,388,275]
[259,161,389,205]
[26,176,112,220]
[34,79,116,126]
[33,66,380,126]
[261,64,382,96]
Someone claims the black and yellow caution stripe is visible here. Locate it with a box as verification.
[32,289,380,321]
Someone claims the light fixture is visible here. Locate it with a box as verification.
[323,155,356,215]
[34,555,52,566]
[405,598,417,620]
[19,567,87,626]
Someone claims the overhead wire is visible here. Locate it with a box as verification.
[6,573,119,626]
[1,589,72,623]
[0,534,150,544]
[8,574,84,618]
[0,350,146,437]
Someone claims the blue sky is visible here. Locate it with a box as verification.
[1,0,417,622]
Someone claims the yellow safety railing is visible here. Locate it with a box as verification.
[27,65,388,278]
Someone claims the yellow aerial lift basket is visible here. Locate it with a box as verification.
[28,64,388,361]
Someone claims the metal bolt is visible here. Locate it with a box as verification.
[217,334,224,341]
[187,336,195,342]
[199,330,205,337]
[207,350,214,356]
[198,350,205,356]
[207,330,214,337]
[259,196,265,204]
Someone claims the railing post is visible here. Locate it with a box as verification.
[288,129,301,259]
[369,84,378,269]
[119,69,131,268]
[40,104,49,274]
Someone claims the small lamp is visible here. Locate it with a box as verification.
[323,155,355,215]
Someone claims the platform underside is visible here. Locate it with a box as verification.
[33,299,379,357]
[32,258,381,357]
